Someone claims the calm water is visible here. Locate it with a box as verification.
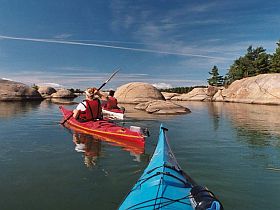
[0,97,279,210]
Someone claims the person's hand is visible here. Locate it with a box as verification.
[93,89,99,95]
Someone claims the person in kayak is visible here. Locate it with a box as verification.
[73,87,106,121]
[104,90,119,110]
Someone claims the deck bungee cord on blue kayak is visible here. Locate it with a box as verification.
[119,124,223,210]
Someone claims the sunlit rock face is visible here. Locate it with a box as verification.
[0,79,42,101]
[51,88,77,98]
[114,82,165,104]
[135,100,191,114]
[171,74,280,105]
[215,73,280,105]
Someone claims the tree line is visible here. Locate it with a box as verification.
[208,40,280,86]
[159,86,207,94]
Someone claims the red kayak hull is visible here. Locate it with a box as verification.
[59,106,145,153]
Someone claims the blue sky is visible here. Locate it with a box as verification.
[0,0,279,89]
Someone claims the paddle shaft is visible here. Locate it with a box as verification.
[60,69,119,125]
[97,69,119,91]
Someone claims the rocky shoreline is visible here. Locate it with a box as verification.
[0,79,77,101]
[1,73,279,115]
[169,73,280,105]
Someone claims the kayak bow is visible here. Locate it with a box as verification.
[119,124,223,210]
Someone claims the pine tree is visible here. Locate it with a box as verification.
[270,41,280,73]
[227,45,270,84]
[207,66,224,86]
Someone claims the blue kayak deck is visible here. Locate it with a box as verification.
[119,125,223,210]
[119,125,194,210]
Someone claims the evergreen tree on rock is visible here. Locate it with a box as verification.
[207,65,224,87]
[271,40,280,73]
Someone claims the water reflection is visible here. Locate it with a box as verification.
[62,123,144,165]
[50,98,78,105]
[222,102,280,136]
[209,102,280,147]
[72,132,101,168]
[71,130,143,167]
[177,101,280,147]
[206,102,221,131]
[0,101,41,119]
[63,122,144,154]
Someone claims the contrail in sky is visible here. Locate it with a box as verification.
[0,34,230,60]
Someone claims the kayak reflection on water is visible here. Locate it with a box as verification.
[72,132,101,168]
[72,131,142,167]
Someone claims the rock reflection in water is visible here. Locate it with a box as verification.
[203,102,280,147]
[0,101,41,119]
[50,98,78,105]
[222,103,280,147]
[206,102,222,131]
[222,103,280,134]
[177,101,280,147]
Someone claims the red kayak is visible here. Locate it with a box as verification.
[59,106,145,152]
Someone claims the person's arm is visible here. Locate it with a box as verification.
[73,109,80,119]
[73,102,86,119]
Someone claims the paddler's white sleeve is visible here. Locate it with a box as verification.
[76,102,86,111]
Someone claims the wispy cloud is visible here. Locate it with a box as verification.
[0,34,230,60]
[109,1,234,64]
[37,82,62,88]
[152,83,172,89]
[186,1,219,13]
[69,39,147,46]
[1,77,13,81]
[53,33,72,39]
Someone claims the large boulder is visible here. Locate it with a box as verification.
[215,73,280,105]
[38,86,57,98]
[0,79,43,101]
[135,100,191,114]
[114,82,165,104]
[51,88,77,98]
[206,86,219,96]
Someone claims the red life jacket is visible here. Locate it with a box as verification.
[106,96,118,109]
[79,99,102,121]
